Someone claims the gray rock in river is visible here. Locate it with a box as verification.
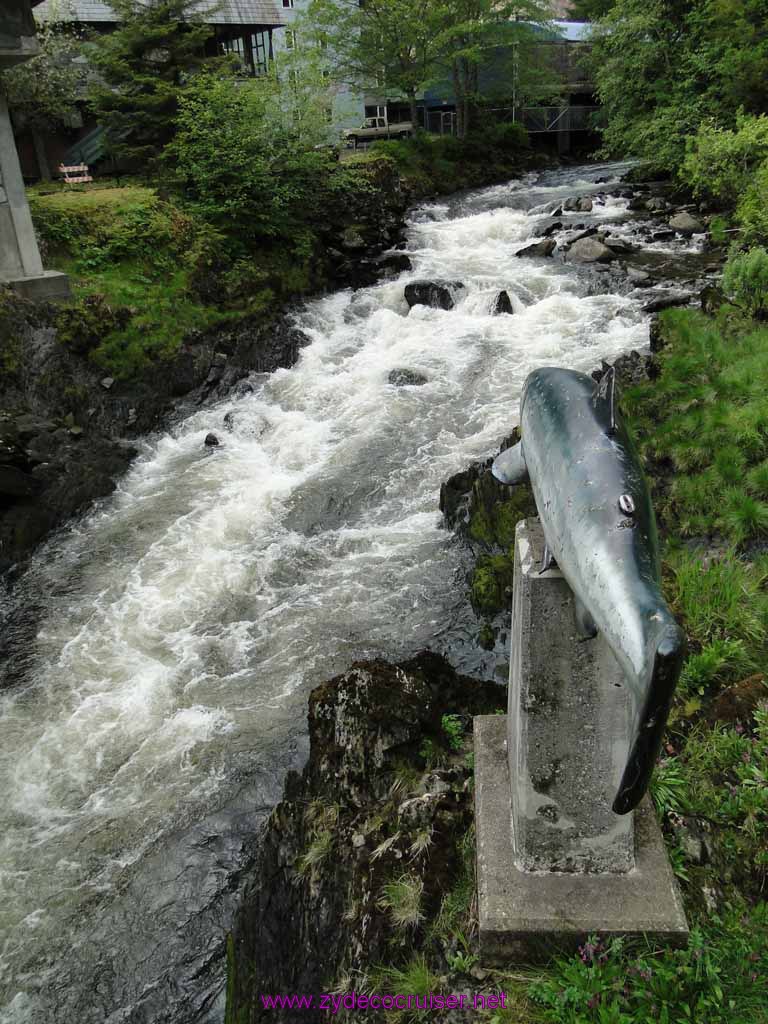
[404,280,463,310]
[540,220,563,237]
[515,238,556,259]
[669,211,705,236]
[645,197,669,212]
[642,291,694,314]
[204,433,220,447]
[491,290,514,315]
[565,196,593,213]
[388,369,428,386]
[567,236,616,263]
[377,252,412,275]
[626,266,653,286]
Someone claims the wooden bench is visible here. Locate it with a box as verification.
[58,163,93,185]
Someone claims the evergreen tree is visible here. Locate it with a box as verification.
[88,0,215,169]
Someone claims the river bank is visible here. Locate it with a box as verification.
[0,162,734,1024]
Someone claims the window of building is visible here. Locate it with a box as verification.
[282,0,294,7]
[251,30,270,75]
[285,29,296,49]
[220,34,249,75]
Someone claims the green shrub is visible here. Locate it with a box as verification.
[56,294,132,355]
[723,247,768,320]
[681,113,768,205]
[441,714,464,752]
[735,161,768,245]
[530,904,768,1024]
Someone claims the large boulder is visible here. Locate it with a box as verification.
[669,211,705,236]
[564,196,593,213]
[567,236,616,263]
[404,280,463,310]
[491,290,514,315]
[515,238,556,259]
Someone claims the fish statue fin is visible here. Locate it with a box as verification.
[539,543,557,574]
[492,442,528,485]
[573,595,598,639]
[592,365,617,436]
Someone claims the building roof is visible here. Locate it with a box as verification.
[34,0,288,27]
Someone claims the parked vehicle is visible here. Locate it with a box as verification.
[344,117,413,148]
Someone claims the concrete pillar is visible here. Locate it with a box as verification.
[508,518,634,873]
[0,2,70,301]
[0,93,44,280]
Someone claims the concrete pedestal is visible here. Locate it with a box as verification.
[475,715,689,961]
[508,518,633,874]
[475,518,688,960]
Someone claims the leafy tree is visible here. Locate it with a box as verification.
[567,0,617,19]
[87,0,215,169]
[302,0,456,127]
[166,68,333,248]
[0,17,86,180]
[438,0,554,137]
[587,0,768,175]
[682,114,768,205]
[303,0,552,137]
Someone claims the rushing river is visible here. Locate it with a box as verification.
[1,163,659,1022]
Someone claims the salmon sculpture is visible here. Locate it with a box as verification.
[492,366,686,815]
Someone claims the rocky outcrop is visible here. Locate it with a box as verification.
[226,652,504,1023]
[405,280,464,310]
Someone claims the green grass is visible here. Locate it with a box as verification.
[530,904,768,1024]
[377,875,425,929]
[624,309,768,547]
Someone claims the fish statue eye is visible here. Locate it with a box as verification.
[619,493,635,515]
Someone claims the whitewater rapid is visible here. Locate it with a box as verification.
[1,163,654,1022]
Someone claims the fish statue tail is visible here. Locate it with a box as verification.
[613,621,687,815]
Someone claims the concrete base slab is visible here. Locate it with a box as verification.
[475,715,689,962]
[6,270,72,303]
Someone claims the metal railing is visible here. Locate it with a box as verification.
[520,106,601,133]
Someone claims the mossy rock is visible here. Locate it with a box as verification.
[471,552,516,615]
[467,480,536,549]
